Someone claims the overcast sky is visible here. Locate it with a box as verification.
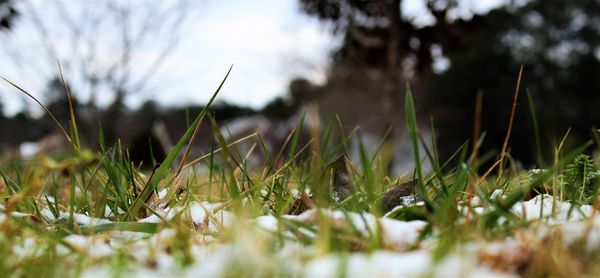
[0,0,507,116]
[158,0,337,109]
[0,0,336,115]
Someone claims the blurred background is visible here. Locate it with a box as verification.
[0,0,599,173]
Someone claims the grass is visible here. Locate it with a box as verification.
[1,69,600,277]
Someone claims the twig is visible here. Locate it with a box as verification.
[496,65,524,184]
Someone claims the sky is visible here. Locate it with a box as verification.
[0,0,508,116]
[156,0,336,110]
[0,0,336,115]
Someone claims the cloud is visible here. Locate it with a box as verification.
[146,0,335,109]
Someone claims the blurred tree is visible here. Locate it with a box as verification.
[289,78,321,104]
[0,0,18,143]
[133,100,160,130]
[210,102,256,122]
[262,78,322,120]
[261,97,295,120]
[299,0,485,136]
[431,0,600,166]
[1,0,195,146]
[300,0,483,71]
[44,77,80,124]
[303,0,600,167]
[0,0,18,31]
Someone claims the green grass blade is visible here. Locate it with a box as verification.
[286,113,307,163]
[79,222,160,234]
[405,84,431,205]
[124,65,232,221]
[418,134,447,193]
[58,61,81,154]
[526,89,545,167]
[357,135,375,203]
[257,132,273,169]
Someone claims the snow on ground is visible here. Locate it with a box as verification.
[137,201,234,233]
[304,250,515,278]
[4,192,600,277]
[509,194,594,223]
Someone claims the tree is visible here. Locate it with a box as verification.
[303,0,600,166]
[261,78,322,120]
[1,0,195,146]
[0,0,18,31]
[431,0,600,166]
[44,76,80,125]
[299,0,485,136]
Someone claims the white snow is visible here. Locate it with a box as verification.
[72,213,114,226]
[510,194,594,223]
[38,208,113,226]
[11,190,600,277]
[157,189,168,199]
[470,196,482,207]
[304,250,515,278]
[255,215,279,232]
[258,209,427,252]
[379,218,427,250]
[491,189,504,199]
[59,234,113,258]
[19,142,40,157]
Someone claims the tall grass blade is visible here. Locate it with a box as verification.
[497,65,524,182]
[0,76,73,148]
[79,222,160,234]
[286,114,307,163]
[405,84,431,205]
[124,65,232,220]
[58,61,81,154]
[526,89,545,167]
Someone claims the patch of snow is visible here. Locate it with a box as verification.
[188,202,209,225]
[72,213,113,226]
[81,267,113,278]
[511,194,593,223]
[304,250,514,278]
[157,188,168,199]
[138,213,164,223]
[528,215,600,251]
[260,189,268,197]
[285,209,426,251]
[9,211,31,218]
[103,205,125,218]
[379,218,427,251]
[491,189,504,199]
[182,245,230,277]
[39,208,112,226]
[255,215,279,232]
[24,195,600,277]
[470,196,482,207]
[138,201,232,232]
[290,188,300,198]
[59,235,113,258]
[39,207,58,220]
[19,142,40,157]
[12,238,37,258]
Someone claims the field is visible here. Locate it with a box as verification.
[2,72,600,278]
